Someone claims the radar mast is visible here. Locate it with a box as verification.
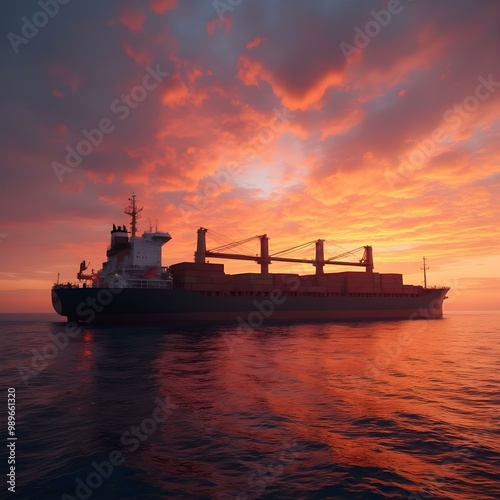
[125,193,143,238]
[421,256,429,289]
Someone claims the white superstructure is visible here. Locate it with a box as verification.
[78,194,174,289]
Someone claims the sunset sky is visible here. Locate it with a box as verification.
[1,0,499,312]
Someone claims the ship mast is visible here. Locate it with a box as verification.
[125,193,143,238]
[421,256,429,289]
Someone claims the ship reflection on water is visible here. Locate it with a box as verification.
[10,314,500,499]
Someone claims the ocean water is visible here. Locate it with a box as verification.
[1,312,499,500]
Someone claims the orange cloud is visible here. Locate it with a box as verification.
[237,56,344,110]
[150,0,176,14]
[123,41,154,64]
[320,107,364,139]
[187,66,203,85]
[246,37,264,49]
[236,55,264,87]
[119,2,146,32]
[161,75,190,107]
[206,16,233,37]
[3,1,500,313]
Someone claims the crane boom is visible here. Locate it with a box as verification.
[197,228,373,274]
[208,235,260,253]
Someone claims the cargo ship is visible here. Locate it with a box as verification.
[51,195,449,323]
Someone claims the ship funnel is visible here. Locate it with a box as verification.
[110,224,129,247]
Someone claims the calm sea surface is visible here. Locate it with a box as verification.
[1,312,499,500]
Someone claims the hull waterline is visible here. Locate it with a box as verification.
[52,286,449,324]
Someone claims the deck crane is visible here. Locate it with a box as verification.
[194,228,373,275]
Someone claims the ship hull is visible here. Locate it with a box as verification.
[52,287,449,324]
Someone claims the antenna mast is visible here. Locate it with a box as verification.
[421,256,429,289]
[125,193,143,238]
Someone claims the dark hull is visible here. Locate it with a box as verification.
[52,287,449,323]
